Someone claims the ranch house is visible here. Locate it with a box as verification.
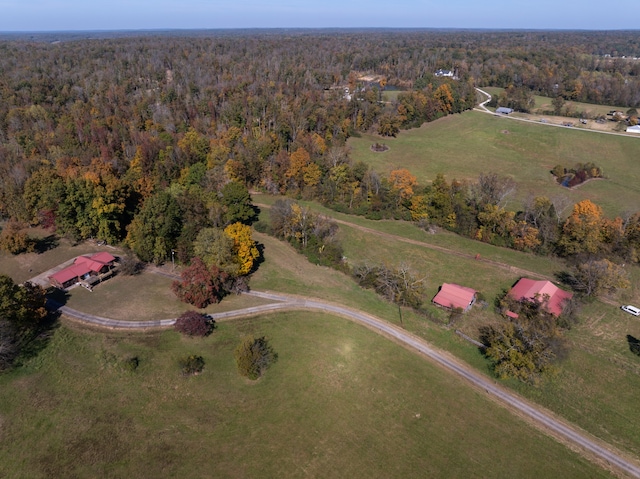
[48,252,117,290]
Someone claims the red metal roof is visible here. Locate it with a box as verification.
[48,252,116,286]
[49,264,92,284]
[508,278,573,317]
[433,283,477,311]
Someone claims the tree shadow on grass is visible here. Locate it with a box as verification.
[626,335,640,356]
[13,290,69,367]
[33,234,59,254]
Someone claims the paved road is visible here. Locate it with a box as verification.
[52,289,640,478]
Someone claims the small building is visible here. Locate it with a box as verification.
[434,69,454,78]
[496,107,514,115]
[626,125,640,134]
[433,283,477,312]
[508,278,573,317]
[49,252,117,289]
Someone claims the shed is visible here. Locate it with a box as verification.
[433,283,477,312]
[508,278,573,317]
[626,125,640,134]
[496,107,514,115]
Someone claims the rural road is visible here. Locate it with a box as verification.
[474,87,639,139]
[52,289,640,478]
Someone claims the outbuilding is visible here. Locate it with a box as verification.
[508,278,573,317]
[626,125,640,134]
[496,107,514,115]
[432,283,477,312]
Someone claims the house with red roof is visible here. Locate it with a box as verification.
[508,278,573,317]
[432,283,477,312]
[49,252,117,289]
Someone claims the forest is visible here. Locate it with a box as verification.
[1,30,640,275]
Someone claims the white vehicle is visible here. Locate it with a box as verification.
[621,305,640,316]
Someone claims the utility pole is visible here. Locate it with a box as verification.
[171,250,175,270]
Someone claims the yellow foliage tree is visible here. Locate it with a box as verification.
[286,147,311,188]
[224,222,260,276]
[558,199,603,255]
[389,168,417,202]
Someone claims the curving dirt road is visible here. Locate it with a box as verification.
[52,289,640,478]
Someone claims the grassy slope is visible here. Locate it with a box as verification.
[347,110,640,216]
[0,315,610,479]
[253,197,640,459]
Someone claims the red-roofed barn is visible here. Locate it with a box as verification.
[508,278,573,317]
[49,252,117,289]
[433,283,477,312]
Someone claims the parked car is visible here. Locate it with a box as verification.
[621,305,640,316]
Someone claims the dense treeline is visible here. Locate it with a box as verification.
[1,30,639,272]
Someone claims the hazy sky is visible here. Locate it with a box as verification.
[0,0,635,31]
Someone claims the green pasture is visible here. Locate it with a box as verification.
[347,110,640,217]
[0,314,610,479]
[253,194,640,456]
[2,195,640,469]
[481,86,631,117]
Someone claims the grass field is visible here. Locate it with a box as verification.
[4,202,640,464]
[0,314,611,478]
[482,86,633,119]
[252,196,640,459]
[347,109,640,217]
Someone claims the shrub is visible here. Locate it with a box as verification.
[234,335,278,380]
[179,355,205,376]
[122,356,140,372]
[174,311,214,337]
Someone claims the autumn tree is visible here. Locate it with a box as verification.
[234,335,278,380]
[388,168,417,206]
[171,257,229,308]
[224,222,260,276]
[569,258,630,297]
[285,147,311,190]
[558,199,604,256]
[0,220,35,255]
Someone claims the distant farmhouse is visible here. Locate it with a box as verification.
[432,283,477,312]
[496,107,514,115]
[434,69,454,78]
[49,252,117,290]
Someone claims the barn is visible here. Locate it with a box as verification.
[432,283,477,312]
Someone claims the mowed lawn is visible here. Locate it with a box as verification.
[0,314,611,479]
[347,110,640,217]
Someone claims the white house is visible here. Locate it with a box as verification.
[434,69,454,78]
[626,125,640,134]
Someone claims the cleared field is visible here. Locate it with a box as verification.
[347,110,640,216]
[0,314,611,478]
[481,87,631,118]
[253,196,640,458]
